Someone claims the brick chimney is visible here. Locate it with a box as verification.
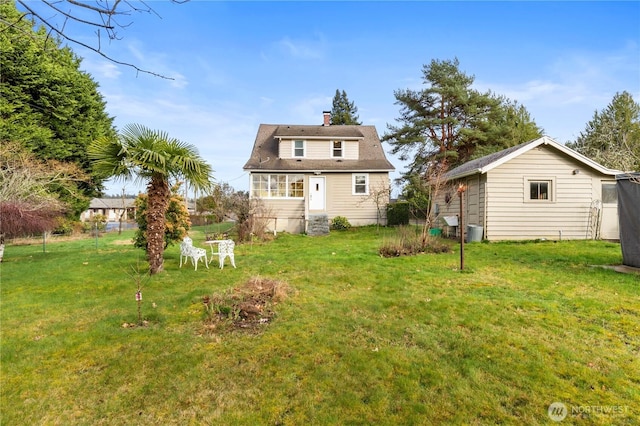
[323,111,331,126]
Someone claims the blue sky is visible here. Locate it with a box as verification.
[23,1,640,195]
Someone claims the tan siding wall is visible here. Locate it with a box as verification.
[306,140,328,159]
[343,141,358,159]
[278,140,292,159]
[325,173,389,226]
[486,148,598,241]
[257,172,390,232]
[278,139,358,160]
[261,198,305,233]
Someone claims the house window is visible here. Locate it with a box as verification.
[353,173,368,195]
[289,175,304,197]
[528,179,553,201]
[252,174,304,198]
[332,141,343,158]
[602,183,617,204]
[293,140,305,157]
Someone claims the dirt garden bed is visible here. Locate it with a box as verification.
[202,276,292,334]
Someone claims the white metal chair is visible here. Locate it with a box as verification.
[179,237,209,271]
[212,239,236,269]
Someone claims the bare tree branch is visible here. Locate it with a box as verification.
[12,0,186,79]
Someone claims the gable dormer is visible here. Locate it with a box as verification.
[275,125,363,160]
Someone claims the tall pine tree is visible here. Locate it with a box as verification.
[383,58,541,176]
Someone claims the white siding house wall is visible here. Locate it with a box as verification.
[485,147,595,241]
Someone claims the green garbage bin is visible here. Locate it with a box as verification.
[429,228,442,237]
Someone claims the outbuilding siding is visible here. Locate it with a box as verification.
[486,147,595,240]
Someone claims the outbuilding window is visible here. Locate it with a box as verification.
[602,183,617,204]
[526,178,555,202]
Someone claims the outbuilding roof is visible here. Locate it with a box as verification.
[443,136,622,180]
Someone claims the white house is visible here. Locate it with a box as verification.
[243,112,395,233]
[80,198,137,223]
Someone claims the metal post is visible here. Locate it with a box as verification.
[458,183,467,271]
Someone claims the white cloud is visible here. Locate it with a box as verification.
[274,34,327,60]
[81,58,122,80]
[290,95,333,124]
[472,44,640,143]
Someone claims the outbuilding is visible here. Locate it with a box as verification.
[432,136,622,241]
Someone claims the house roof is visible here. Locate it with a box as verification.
[88,198,137,209]
[443,136,622,180]
[243,124,395,172]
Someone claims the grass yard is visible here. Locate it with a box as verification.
[1,226,638,425]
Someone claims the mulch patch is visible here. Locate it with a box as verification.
[202,276,291,334]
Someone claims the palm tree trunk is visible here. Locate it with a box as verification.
[147,174,170,274]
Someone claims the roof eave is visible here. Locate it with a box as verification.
[275,135,364,140]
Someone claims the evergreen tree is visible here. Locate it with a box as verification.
[383,58,541,176]
[330,90,361,125]
[0,1,116,216]
[471,99,543,159]
[566,91,640,172]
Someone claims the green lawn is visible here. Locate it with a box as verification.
[1,227,638,425]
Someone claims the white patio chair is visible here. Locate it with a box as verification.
[212,239,236,269]
[179,237,209,271]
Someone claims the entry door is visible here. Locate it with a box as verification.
[600,181,619,240]
[309,176,325,211]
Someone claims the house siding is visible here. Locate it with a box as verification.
[278,139,359,160]
[324,173,389,226]
[253,172,389,232]
[259,198,306,234]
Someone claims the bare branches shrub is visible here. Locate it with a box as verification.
[233,195,274,242]
[379,225,451,257]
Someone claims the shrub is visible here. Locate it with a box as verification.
[133,184,191,251]
[387,202,410,226]
[52,217,82,236]
[330,216,351,230]
[379,225,451,257]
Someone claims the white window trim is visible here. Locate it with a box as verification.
[524,176,556,202]
[331,140,343,158]
[292,140,305,158]
[352,173,369,195]
[251,174,305,199]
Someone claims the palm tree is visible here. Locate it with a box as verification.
[89,123,213,274]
